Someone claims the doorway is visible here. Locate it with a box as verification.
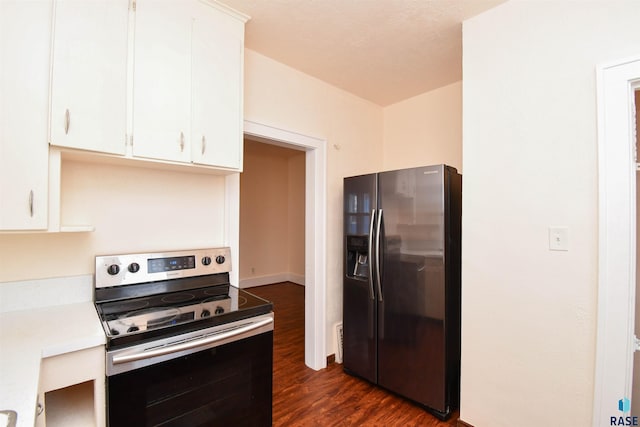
[594,56,640,426]
[632,88,640,416]
[240,120,327,371]
[239,139,305,287]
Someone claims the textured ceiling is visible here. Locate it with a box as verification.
[223,0,505,106]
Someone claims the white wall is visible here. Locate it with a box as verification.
[287,150,305,278]
[461,1,640,426]
[244,48,384,355]
[243,49,464,358]
[383,81,462,172]
[0,160,226,282]
[239,139,305,286]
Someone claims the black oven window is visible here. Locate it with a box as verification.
[107,332,273,427]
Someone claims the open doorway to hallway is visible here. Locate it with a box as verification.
[239,120,327,371]
[594,55,640,427]
[239,138,305,288]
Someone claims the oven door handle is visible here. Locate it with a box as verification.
[112,317,273,365]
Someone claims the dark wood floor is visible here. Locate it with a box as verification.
[248,282,459,427]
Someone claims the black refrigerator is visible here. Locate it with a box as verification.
[342,164,461,420]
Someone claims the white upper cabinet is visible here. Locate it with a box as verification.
[132,0,193,163]
[50,0,129,155]
[0,0,52,230]
[191,1,244,169]
[133,0,247,169]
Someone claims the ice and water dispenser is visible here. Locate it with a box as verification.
[345,192,371,280]
[346,235,369,279]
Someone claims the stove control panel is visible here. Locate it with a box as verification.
[96,247,232,288]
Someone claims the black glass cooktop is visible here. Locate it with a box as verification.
[96,284,272,350]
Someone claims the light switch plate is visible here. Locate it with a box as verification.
[549,226,569,251]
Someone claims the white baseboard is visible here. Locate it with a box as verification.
[240,272,305,288]
[287,273,305,286]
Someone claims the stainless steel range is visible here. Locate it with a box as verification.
[94,248,273,426]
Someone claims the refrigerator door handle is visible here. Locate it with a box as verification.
[375,208,383,302]
[368,209,376,300]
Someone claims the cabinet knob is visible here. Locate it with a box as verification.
[179,131,185,152]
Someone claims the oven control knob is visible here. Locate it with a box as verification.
[215,306,225,315]
[107,264,120,275]
[127,326,139,333]
[110,329,120,336]
[215,255,225,265]
[128,262,140,273]
[201,256,212,266]
[201,309,211,318]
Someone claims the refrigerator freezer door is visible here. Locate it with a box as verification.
[343,173,377,383]
[376,165,447,411]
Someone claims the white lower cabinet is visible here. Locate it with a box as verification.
[0,0,51,230]
[37,346,106,427]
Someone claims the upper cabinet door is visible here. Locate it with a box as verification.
[50,0,129,155]
[132,0,192,163]
[0,0,51,230]
[191,2,244,169]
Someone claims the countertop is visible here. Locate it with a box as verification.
[0,279,105,427]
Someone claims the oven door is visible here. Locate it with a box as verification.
[106,314,273,427]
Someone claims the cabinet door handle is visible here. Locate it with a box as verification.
[29,190,34,217]
[179,131,185,152]
[201,135,206,155]
[64,109,70,134]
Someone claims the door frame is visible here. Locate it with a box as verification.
[232,120,328,371]
[594,55,640,426]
